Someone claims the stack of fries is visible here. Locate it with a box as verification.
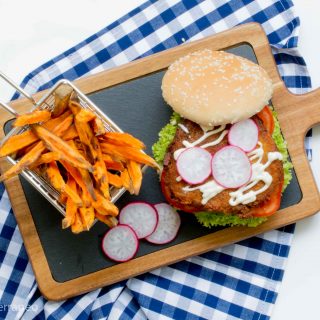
[0,85,158,233]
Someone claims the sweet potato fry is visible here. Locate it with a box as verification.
[62,125,78,140]
[91,136,110,199]
[68,99,82,115]
[95,213,118,228]
[62,185,83,207]
[71,211,84,234]
[92,117,106,136]
[59,192,68,205]
[60,160,96,202]
[0,130,38,157]
[102,154,124,171]
[70,90,80,102]
[66,138,78,150]
[0,112,72,158]
[76,109,96,123]
[92,191,119,217]
[48,114,74,138]
[101,143,158,168]
[74,114,98,162]
[43,110,72,131]
[79,206,95,230]
[17,142,39,158]
[120,169,133,194]
[81,189,92,208]
[62,176,78,229]
[127,161,142,195]
[60,160,92,207]
[32,113,74,142]
[53,84,73,117]
[71,139,84,152]
[4,111,73,158]
[32,125,93,171]
[46,161,82,207]
[30,152,60,168]
[13,110,51,127]
[100,132,145,149]
[107,172,123,188]
[93,159,105,180]
[93,160,110,199]
[63,139,96,199]
[0,141,45,181]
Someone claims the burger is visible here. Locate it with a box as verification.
[153,49,292,227]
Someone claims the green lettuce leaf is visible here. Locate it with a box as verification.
[195,211,267,228]
[272,110,293,190]
[152,112,181,165]
[152,108,293,228]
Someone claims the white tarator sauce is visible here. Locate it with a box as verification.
[178,123,189,134]
[182,142,283,206]
[183,180,224,205]
[173,125,228,160]
[229,142,282,205]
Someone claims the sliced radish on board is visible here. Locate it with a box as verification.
[101,225,138,262]
[211,146,251,189]
[176,147,212,185]
[228,119,258,152]
[119,202,158,239]
[146,203,181,244]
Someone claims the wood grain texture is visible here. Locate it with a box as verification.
[0,23,319,301]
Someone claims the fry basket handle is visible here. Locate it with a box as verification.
[0,71,37,117]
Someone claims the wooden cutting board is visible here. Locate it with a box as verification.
[0,23,319,301]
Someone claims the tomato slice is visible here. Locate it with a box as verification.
[251,181,283,217]
[257,106,275,135]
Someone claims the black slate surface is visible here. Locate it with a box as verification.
[3,44,302,283]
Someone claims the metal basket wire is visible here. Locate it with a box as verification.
[0,73,127,216]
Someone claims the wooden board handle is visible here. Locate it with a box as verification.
[294,88,320,132]
[272,85,320,196]
[273,85,320,136]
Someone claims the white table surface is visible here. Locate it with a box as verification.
[0,1,319,319]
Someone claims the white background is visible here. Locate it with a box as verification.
[0,1,320,319]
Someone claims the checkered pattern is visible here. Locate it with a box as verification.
[0,0,312,319]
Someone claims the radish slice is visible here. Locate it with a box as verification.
[101,225,138,262]
[119,202,158,239]
[146,203,181,244]
[176,147,212,185]
[228,119,258,152]
[211,146,251,189]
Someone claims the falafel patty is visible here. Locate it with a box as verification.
[161,116,284,218]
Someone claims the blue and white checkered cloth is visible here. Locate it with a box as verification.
[0,1,312,319]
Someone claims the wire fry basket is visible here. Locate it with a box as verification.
[0,72,127,216]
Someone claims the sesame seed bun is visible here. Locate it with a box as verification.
[161,49,273,126]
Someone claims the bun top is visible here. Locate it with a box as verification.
[161,49,273,126]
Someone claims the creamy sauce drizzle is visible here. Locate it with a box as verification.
[182,180,224,205]
[229,143,282,205]
[181,142,283,206]
[173,125,227,160]
[178,123,189,134]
